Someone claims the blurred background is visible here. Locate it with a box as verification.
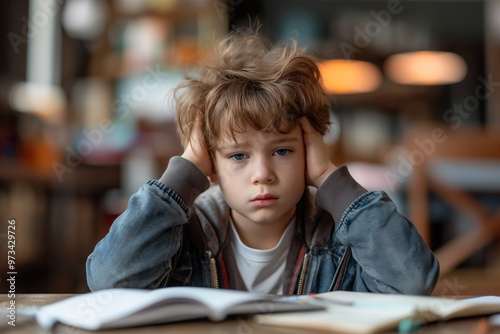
[0,0,499,294]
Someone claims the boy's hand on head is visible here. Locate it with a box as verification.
[300,118,337,188]
[181,125,214,177]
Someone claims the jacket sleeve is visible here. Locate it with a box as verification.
[86,157,210,291]
[315,165,439,295]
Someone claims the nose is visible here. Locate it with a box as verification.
[251,157,276,184]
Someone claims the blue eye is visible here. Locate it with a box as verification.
[229,153,247,161]
[274,149,291,156]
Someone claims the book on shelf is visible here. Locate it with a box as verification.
[35,286,322,331]
[254,290,500,334]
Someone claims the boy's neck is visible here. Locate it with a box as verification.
[230,208,296,250]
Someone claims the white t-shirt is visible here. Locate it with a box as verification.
[229,218,296,294]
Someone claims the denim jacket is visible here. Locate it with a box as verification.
[86,157,439,295]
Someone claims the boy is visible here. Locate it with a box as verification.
[86,32,439,295]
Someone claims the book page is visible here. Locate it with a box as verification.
[319,290,452,309]
[433,296,500,319]
[36,287,316,330]
[312,291,500,320]
[36,287,271,330]
[255,304,416,334]
[325,292,500,319]
[37,289,147,330]
[255,291,500,334]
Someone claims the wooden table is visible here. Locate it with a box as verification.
[1,294,500,334]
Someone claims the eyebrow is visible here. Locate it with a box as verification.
[217,136,300,150]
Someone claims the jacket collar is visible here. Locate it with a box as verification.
[189,185,332,255]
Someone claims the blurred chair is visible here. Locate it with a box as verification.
[404,124,500,275]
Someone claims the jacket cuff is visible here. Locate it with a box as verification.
[314,165,367,226]
[159,156,210,207]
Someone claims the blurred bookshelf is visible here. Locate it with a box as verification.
[0,0,228,293]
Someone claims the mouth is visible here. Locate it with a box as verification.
[251,194,279,206]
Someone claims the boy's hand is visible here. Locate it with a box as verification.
[181,125,213,177]
[300,118,337,188]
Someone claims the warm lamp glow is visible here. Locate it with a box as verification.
[9,82,66,123]
[318,59,382,94]
[384,51,467,85]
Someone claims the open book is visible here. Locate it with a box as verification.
[35,287,322,331]
[254,291,500,333]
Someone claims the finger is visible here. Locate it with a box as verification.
[300,118,323,140]
[299,117,314,134]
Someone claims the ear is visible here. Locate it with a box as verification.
[209,169,218,184]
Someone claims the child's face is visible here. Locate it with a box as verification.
[213,125,306,229]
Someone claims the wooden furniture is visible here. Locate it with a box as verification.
[0,294,500,334]
[405,125,500,275]
[2,294,500,334]
[0,161,121,293]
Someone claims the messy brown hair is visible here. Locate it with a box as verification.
[174,30,331,152]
